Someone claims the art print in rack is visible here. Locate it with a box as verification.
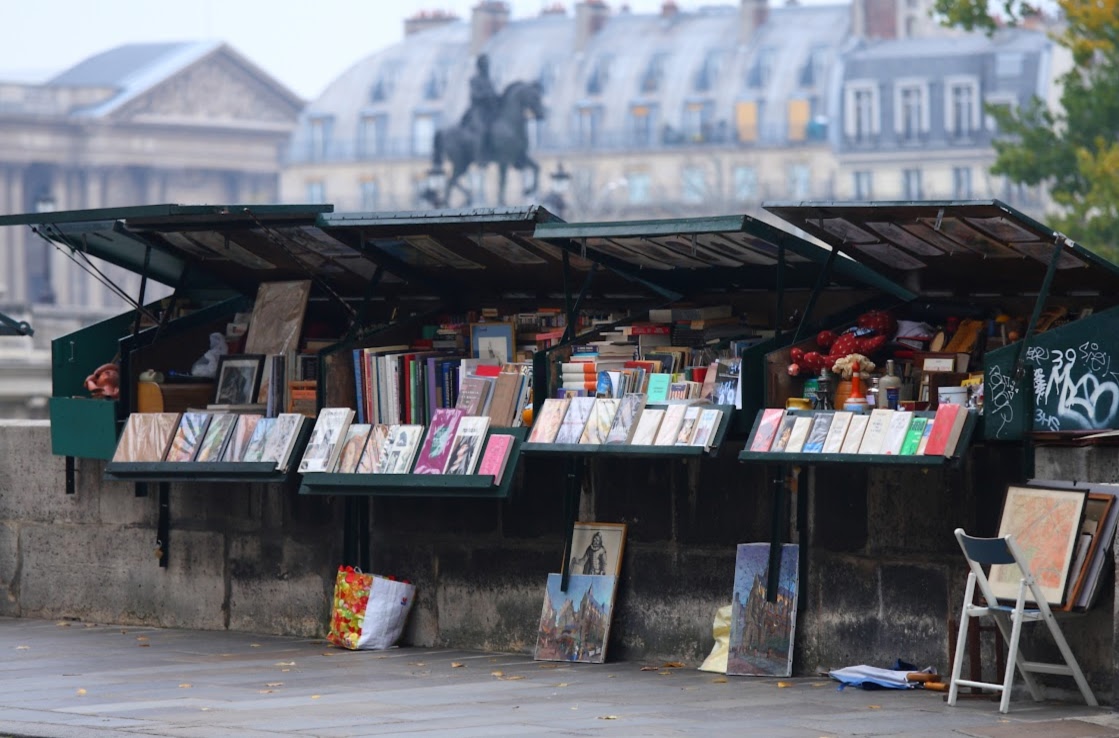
[727,543,799,678]
[568,522,626,576]
[195,413,237,462]
[534,573,618,664]
[413,408,465,474]
[470,322,515,365]
[528,398,570,444]
[241,417,275,462]
[113,412,181,463]
[335,424,372,473]
[477,433,516,485]
[298,409,354,473]
[166,412,212,462]
[377,425,425,473]
[222,414,263,462]
[989,484,1088,606]
[356,424,391,473]
[263,413,308,472]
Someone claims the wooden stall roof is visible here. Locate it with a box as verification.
[763,200,1119,300]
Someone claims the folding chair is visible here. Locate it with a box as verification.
[948,528,1097,713]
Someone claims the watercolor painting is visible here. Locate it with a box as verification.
[727,543,799,677]
[534,573,617,664]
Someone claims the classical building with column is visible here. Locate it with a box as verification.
[0,40,302,417]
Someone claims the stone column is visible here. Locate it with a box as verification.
[1,166,28,304]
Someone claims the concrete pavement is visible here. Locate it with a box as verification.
[2,616,1116,738]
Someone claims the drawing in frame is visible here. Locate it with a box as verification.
[990,484,1088,606]
[213,354,265,405]
[567,522,627,577]
[470,322,515,365]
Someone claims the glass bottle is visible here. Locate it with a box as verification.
[866,376,881,410]
[879,359,902,410]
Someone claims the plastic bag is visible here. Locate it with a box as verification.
[698,604,732,673]
[327,566,416,650]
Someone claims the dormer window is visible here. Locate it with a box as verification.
[308,115,334,161]
[747,48,775,89]
[586,55,613,96]
[799,46,826,88]
[843,80,880,143]
[694,49,725,93]
[423,62,450,101]
[370,61,400,103]
[894,79,930,142]
[945,76,980,139]
[641,52,669,94]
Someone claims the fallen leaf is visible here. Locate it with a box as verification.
[659,671,672,676]
[661,662,685,669]
[322,652,336,657]
[259,689,273,694]
[598,715,618,720]
[275,661,296,667]
[451,662,465,668]
[777,681,792,688]
[537,663,559,669]
[250,643,261,648]
[639,665,659,671]
[136,636,148,641]
[712,677,728,684]
[497,675,525,681]
[55,622,71,627]
[200,707,210,711]
[811,682,829,688]
[16,645,29,650]
[868,705,881,710]
[555,682,569,688]
[311,695,321,700]
[265,682,283,688]
[76,688,87,696]
[607,674,616,679]
[179,683,192,689]
[138,643,150,647]
[281,669,291,673]
[408,662,426,667]
[490,670,503,677]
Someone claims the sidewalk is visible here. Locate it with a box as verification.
[1,617,1115,738]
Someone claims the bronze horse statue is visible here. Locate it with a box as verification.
[432,80,545,207]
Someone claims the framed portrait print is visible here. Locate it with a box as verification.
[470,322,515,364]
[567,522,627,577]
[213,354,265,406]
[990,484,1088,606]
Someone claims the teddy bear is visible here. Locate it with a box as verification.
[787,310,896,376]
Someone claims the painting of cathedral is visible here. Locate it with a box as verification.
[727,543,799,677]
[534,573,617,664]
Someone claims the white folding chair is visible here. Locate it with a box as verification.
[948,527,1097,713]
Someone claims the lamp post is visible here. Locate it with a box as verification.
[32,189,56,305]
[421,165,446,209]
[544,162,572,219]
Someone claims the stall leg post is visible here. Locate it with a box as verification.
[559,456,584,593]
[766,464,789,602]
[156,483,169,569]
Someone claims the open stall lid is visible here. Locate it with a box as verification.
[762,200,1119,300]
[531,213,915,301]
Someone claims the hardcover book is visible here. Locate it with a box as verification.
[839,414,870,454]
[221,414,264,462]
[265,413,310,473]
[802,412,833,453]
[673,406,703,446]
[413,408,465,474]
[477,433,515,485]
[923,404,968,456]
[298,408,354,473]
[880,411,914,455]
[631,408,665,446]
[899,416,928,455]
[605,393,646,444]
[455,375,494,417]
[334,424,372,473]
[165,412,212,462]
[113,412,182,463]
[376,424,425,473]
[194,413,237,463]
[646,374,672,403]
[769,414,799,453]
[690,408,723,449]
[356,424,391,473]
[241,417,275,462]
[580,398,620,444]
[783,416,814,453]
[857,409,895,454]
[748,408,785,452]
[445,416,491,474]
[654,404,688,446]
[821,411,853,454]
[555,397,595,444]
[528,398,570,444]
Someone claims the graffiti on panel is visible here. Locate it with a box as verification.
[986,363,1018,438]
[1026,341,1119,431]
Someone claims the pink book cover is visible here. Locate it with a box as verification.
[412,408,464,474]
[478,434,515,485]
[749,408,785,452]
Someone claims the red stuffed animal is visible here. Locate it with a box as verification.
[787,310,896,376]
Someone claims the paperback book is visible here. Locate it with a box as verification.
[654,404,688,446]
[631,408,665,446]
[195,413,237,462]
[690,408,723,449]
[113,412,182,463]
[377,424,425,473]
[605,393,646,444]
[899,416,928,455]
[555,397,595,444]
[801,412,832,453]
[821,411,853,454]
[880,411,914,456]
[222,414,264,462]
[445,416,490,474]
[478,433,515,485]
[783,416,814,453]
[528,398,570,444]
[673,406,703,446]
[335,424,372,473]
[839,414,870,454]
[413,408,465,474]
[298,408,355,473]
[241,417,276,462]
[356,424,391,473]
[769,413,799,453]
[165,412,212,462]
[857,409,895,454]
[265,413,311,472]
[580,398,620,444]
[748,408,785,453]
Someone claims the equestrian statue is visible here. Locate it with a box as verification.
[432,54,545,207]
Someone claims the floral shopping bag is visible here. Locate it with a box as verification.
[327,566,415,650]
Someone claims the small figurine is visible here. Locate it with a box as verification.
[84,362,120,400]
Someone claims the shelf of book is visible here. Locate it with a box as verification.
[737,408,978,467]
[103,419,313,484]
[298,427,527,499]
[520,404,736,458]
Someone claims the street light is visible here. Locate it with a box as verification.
[421,166,447,208]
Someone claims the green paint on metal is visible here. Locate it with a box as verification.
[50,397,119,459]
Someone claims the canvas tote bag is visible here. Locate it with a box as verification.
[327,566,416,650]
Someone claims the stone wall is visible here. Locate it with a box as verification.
[0,420,1113,704]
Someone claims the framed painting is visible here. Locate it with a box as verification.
[727,543,799,677]
[470,322,515,364]
[990,484,1088,606]
[534,573,618,664]
[568,522,627,577]
[213,354,265,405]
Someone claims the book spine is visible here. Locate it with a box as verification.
[426,357,440,424]
[353,349,365,425]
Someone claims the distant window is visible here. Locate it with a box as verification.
[629,104,657,147]
[682,166,706,204]
[694,49,725,93]
[412,113,438,156]
[308,116,334,161]
[733,166,758,202]
[945,77,980,138]
[736,101,759,143]
[360,180,379,211]
[423,63,450,101]
[896,83,926,141]
[853,171,873,200]
[357,114,387,159]
[799,46,826,88]
[306,181,325,204]
[984,93,1018,132]
[586,54,613,96]
[788,164,810,199]
[996,52,1024,78]
[682,101,713,141]
[575,105,603,147]
[641,52,669,94]
[953,167,972,199]
[787,99,810,142]
[370,61,400,102]
[747,48,775,88]
[844,81,879,141]
[902,168,923,199]
[628,172,652,205]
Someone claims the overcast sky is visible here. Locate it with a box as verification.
[0,0,690,100]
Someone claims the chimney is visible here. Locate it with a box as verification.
[661,0,679,16]
[472,1,511,55]
[852,0,899,38]
[739,0,769,42]
[575,1,610,52]
[404,9,460,36]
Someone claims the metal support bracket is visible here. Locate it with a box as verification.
[791,245,838,346]
[559,456,585,594]
[65,456,76,495]
[0,311,33,337]
[156,483,170,569]
[766,463,789,603]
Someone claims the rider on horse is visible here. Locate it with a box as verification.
[461,55,499,165]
